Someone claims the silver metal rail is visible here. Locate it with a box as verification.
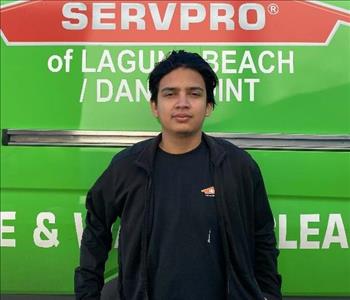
[2,129,350,151]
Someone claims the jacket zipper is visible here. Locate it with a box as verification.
[141,176,152,299]
[211,162,232,300]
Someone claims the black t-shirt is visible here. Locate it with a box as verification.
[147,140,225,300]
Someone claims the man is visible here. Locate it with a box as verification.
[75,50,282,300]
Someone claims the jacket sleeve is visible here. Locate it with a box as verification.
[74,163,122,300]
[252,162,282,300]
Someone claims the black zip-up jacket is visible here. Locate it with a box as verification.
[75,133,282,300]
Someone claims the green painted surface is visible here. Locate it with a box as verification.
[1,147,349,295]
[1,37,350,134]
[322,0,350,10]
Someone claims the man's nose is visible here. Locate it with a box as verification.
[175,92,190,108]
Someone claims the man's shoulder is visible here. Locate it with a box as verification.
[206,134,251,157]
[110,137,154,165]
[206,134,257,167]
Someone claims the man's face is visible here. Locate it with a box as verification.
[151,67,212,137]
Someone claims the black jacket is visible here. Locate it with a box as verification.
[75,133,282,300]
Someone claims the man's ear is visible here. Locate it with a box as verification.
[205,103,213,117]
[150,100,159,117]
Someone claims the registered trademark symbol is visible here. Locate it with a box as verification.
[268,3,279,15]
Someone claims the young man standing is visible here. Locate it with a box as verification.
[75,50,282,300]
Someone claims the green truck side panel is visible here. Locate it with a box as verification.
[1,32,350,134]
[1,146,349,295]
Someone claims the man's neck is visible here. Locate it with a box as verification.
[159,131,202,154]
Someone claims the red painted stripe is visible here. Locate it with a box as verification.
[0,1,349,43]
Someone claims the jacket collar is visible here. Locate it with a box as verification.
[134,133,162,175]
[135,132,226,174]
[202,133,226,166]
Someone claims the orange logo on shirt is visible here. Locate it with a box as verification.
[201,186,215,197]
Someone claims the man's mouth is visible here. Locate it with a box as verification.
[172,114,192,122]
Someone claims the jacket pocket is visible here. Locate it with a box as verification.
[123,278,145,300]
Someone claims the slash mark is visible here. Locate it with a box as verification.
[79,78,87,103]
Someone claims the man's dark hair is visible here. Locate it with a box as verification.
[148,50,218,109]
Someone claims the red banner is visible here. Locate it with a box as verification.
[1,0,349,45]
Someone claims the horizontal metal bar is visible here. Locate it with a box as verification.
[2,129,350,151]
[1,295,348,300]
[2,295,348,300]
